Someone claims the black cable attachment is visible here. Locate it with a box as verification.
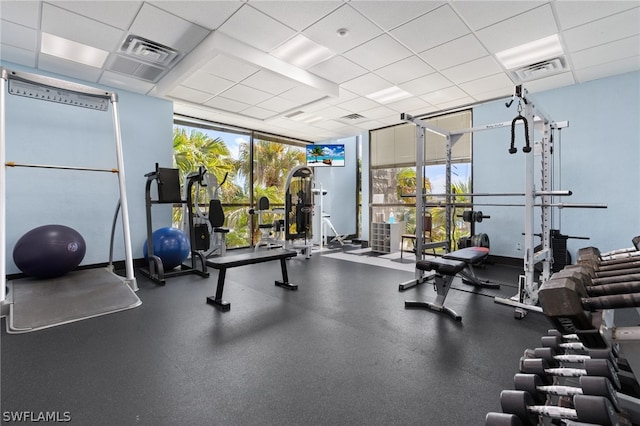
[510,114,530,154]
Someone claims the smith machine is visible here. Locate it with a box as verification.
[399,85,606,319]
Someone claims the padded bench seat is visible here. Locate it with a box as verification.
[205,249,298,311]
[417,257,467,276]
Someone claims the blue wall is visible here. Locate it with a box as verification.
[3,62,174,274]
[474,71,640,258]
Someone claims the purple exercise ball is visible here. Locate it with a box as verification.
[13,224,86,279]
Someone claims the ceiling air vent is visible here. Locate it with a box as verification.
[341,113,365,120]
[510,57,567,82]
[120,35,179,67]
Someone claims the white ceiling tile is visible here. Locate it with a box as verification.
[37,53,103,83]
[150,1,242,31]
[451,1,545,31]
[279,85,327,104]
[205,96,251,113]
[303,4,383,54]
[314,105,352,119]
[341,73,391,96]
[342,34,412,71]
[458,73,514,97]
[167,85,215,103]
[241,106,278,120]
[574,56,640,83]
[1,20,38,51]
[182,71,235,95]
[322,87,359,105]
[0,1,40,28]
[308,55,368,84]
[563,8,640,52]
[257,96,300,113]
[218,4,296,52]
[51,1,142,30]
[99,70,155,95]
[519,72,576,94]
[399,73,453,96]
[571,36,640,70]
[350,1,444,30]
[436,96,475,110]
[241,70,298,95]
[128,3,209,53]
[386,96,434,114]
[475,4,558,53]
[250,1,342,31]
[419,34,488,71]
[201,55,260,83]
[219,84,273,104]
[375,56,434,85]
[440,56,503,84]
[420,86,469,105]
[390,5,470,53]
[311,119,349,130]
[354,120,388,130]
[0,44,37,68]
[359,105,397,120]
[41,3,124,51]
[554,1,639,30]
[336,96,380,113]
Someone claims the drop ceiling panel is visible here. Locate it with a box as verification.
[241,70,298,95]
[205,96,252,113]
[553,1,638,30]
[201,55,260,83]
[0,1,40,28]
[38,53,104,83]
[571,36,640,70]
[128,3,209,52]
[474,4,558,53]
[386,97,434,114]
[257,96,300,113]
[341,73,391,96]
[342,34,412,71]
[218,5,296,52]
[360,105,397,120]
[574,56,640,83]
[440,56,503,85]
[451,1,545,31]
[420,86,469,105]
[374,56,435,85]
[519,71,575,94]
[41,3,124,51]
[303,5,383,54]
[1,20,38,51]
[250,1,342,31]
[390,5,470,53]
[279,85,326,104]
[219,84,273,105]
[350,1,443,30]
[419,34,489,71]
[150,1,242,31]
[182,71,235,95]
[399,73,453,96]
[458,73,514,97]
[168,85,215,103]
[100,70,156,94]
[337,96,379,113]
[241,106,277,120]
[308,56,368,84]
[562,8,640,52]
[0,45,36,68]
[52,1,141,30]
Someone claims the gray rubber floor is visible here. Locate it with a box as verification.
[1,251,551,425]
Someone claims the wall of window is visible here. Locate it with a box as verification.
[173,116,308,249]
[369,110,472,252]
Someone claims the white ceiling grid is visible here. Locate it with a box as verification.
[0,0,638,142]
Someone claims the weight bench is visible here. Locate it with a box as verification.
[205,249,298,311]
[403,246,496,321]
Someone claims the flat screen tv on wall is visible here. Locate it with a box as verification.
[305,144,345,167]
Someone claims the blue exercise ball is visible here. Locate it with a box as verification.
[13,224,86,279]
[143,227,190,270]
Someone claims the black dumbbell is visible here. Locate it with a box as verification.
[531,347,618,371]
[556,265,640,292]
[519,358,621,390]
[485,412,523,425]
[513,373,620,411]
[500,390,619,426]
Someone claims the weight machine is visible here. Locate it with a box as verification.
[284,166,314,258]
[399,85,606,319]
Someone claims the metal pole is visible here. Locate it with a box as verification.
[415,125,425,265]
[110,94,137,291]
[0,69,6,303]
[5,162,119,173]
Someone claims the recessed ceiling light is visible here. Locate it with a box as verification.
[272,34,334,69]
[495,34,564,70]
[41,32,109,68]
[366,86,412,104]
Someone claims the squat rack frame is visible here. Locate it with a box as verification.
[0,67,138,306]
[400,85,574,318]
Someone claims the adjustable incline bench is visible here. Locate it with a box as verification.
[400,246,498,321]
[205,249,298,311]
